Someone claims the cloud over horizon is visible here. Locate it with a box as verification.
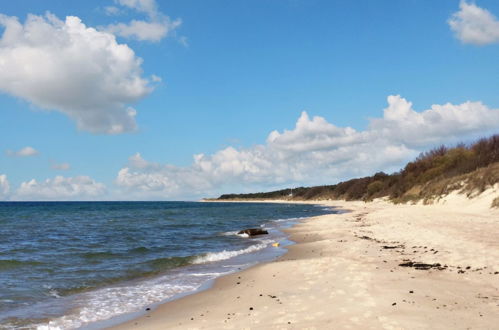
[0,12,154,134]
[2,95,498,201]
[0,174,10,199]
[114,95,499,199]
[449,1,499,45]
[6,146,39,157]
[14,176,107,201]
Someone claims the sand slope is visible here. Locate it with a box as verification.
[113,190,499,329]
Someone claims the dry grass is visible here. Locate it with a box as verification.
[405,163,499,203]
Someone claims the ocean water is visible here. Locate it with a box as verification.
[0,201,336,329]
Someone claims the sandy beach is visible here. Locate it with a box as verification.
[113,189,499,329]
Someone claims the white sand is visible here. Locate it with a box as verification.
[113,188,499,329]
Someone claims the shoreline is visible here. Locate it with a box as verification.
[93,202,315,330]
[2,201,328,330]
[110,201,329,330]
[112,193,499,329]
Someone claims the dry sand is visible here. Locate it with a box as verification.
[112,189,499,329]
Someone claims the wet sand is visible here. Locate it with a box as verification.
[112,190,499,329]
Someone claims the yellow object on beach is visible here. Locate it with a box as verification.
[272,242,280,247]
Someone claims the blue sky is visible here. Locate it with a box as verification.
[1,0,499,200]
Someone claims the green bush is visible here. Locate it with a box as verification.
[367,180,384,195]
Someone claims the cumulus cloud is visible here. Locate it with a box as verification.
[6,146,39,157]
[106,0,181,42]
[115,95,499,198]
[116,153,213,199]
[369,95,499,146]
[448,1,499,45]
[15,176,106,201]
[0,13,153,134]
[0,174,10,200]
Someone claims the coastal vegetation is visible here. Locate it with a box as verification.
[217,134,499,206]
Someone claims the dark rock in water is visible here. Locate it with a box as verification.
[238,228,268,236]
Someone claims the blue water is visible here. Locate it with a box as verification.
[0,201,336,329]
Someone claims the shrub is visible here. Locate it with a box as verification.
[367,180,384,196]
[492,196,499,208]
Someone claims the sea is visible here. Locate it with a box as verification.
[0,201,337,329]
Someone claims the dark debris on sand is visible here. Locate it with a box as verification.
[399,261,447,270]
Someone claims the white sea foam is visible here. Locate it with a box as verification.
[33,269,233,330]
[36,281,197,330]
[193,240,272,264]
[189,272,227,277]
[271,216,307,223]
[48,290,61,299]
[220,230,239,236]
[220,230,250,238]
[31,239,276,330]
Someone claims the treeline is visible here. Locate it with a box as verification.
[218,134,499,203]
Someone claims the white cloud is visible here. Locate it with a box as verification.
[150,74,162,82]
[116,153,213,199]
[6,146,39,157]
[0,13,153,134]
[0,174,10,200]
[448,1,499,45]
[106,0,181,42]
[106,18,180,42]
[51,162,71,171]
[115,0,158,17]
[15,176,106,201]
[115,95,499,199]
[369,95,499,146]
[104,6,122,16]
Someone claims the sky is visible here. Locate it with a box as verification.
[1,0,499,201]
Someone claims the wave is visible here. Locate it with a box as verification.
[271,216,308,223]
[43,285,61,299]
[80,246,152,260]
[146,256,195,271]
[220,230,249,238]
[129,246,151,254]
[193,240,272,264]
[220,230,238,236]
[0,259,43,270]
[35,281,199,330]
[80,251,120,260]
